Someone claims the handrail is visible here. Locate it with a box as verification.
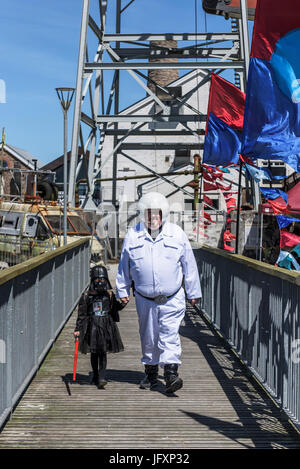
[194,244,300,431]
[195,243,300,285]
[0,238,90,429]
[0,237,91,286]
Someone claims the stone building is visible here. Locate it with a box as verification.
[0,144,43,199]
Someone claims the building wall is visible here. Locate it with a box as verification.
[0,149,29,198]
[100,70,211,213]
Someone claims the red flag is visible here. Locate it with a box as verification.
[203,194,213,206]
[204,212,216,223]
[205,73,245,134]
[203,164,224,179]
[203,172,215,182]
[223,192,238,199]
[251,0,300,62]
[280,231,300,249]
[224,243,235,252]
[203,169,223,182]
[204,181,217,191]
[203,195,214,210]
[268,198,289,215]
[226,198,237,213]
[217,182,232,192]
[224,230,236,242]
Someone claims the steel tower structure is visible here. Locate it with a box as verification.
[68,0,251,210]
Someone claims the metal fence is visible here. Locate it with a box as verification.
[194,245,300,430]
[0,238,90,429]
[98,209,227,255]
[0,237,57,269]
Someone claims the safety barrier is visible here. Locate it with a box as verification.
[194,245,300,431]
[0,238,90,429]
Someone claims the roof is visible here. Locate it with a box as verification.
[40,147,89,171]
[4,144,44,169]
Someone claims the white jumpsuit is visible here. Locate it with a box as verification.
[116,221,202,367]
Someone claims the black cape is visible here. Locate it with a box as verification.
[75,287,125,354]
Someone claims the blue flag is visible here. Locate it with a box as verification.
[241,0,300,172]
[276,250,300,271]
[276,215,300,229]
[203,74,245,166]
[259,187,288,204]
[245,163,272,182]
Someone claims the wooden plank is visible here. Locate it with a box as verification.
[0,264,299,449]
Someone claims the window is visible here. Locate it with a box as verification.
[173,149,191,168]
[0,211,24,235]
[68,216,90,234]
[184,199,193,211]
[77,183,88,196]
[44,215,90,235]
[0,159,8,168]
[36,220,50,240]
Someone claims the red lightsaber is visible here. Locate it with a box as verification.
[73,337,79,381]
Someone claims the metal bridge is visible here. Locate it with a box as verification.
[1,0,300,452]
[0,240,299,449]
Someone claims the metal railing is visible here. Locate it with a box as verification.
[0,236,57,268]
[98,209,227,252]
[194,244,300,430]
[0,238,90,429]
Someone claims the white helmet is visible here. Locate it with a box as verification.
[138,192,169,222]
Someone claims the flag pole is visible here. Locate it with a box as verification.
[196,162,203,244]
[235,0,250,253]
[235,156,243,254]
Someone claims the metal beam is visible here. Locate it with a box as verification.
[112,0,121,217]
[85,61,244,71]
[103,33,239,42]
[106,45,168,112]
[121,150,194,198]
[96,114,207,123]
[68,0,90,206]
[81,111,96,128]
[104,129,205,136]
[69,2,248,212]
[240,0,250,82]
[88,14,103,40]
[120,143,204,150]
[113,47,239,60]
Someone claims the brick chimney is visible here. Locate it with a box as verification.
[148,40,179,99]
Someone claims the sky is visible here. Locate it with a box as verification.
[0,0,252,165]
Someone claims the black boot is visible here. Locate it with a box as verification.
[139,364,159,389]
[164,364,183,393]
[91,353,100,387]
[98,352,108,388]
[91,352,107,388]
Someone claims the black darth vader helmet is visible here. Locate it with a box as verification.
[90,265,112,289]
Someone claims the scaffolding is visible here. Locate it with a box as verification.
[68,0,250,210]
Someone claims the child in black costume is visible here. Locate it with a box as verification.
[74,265,125,388]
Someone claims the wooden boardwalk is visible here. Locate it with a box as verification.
[0,264,299,449]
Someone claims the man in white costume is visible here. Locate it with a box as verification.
[116,192,202,393]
